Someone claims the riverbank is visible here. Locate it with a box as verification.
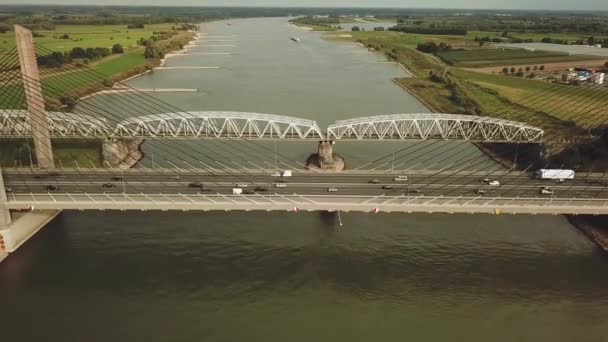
[567,215,608,252]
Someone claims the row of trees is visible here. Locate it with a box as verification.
[389,25,467,36]
[416,41,452,54]
[501,65,545,78]
[37,44,124,67]
[541,36,607,47]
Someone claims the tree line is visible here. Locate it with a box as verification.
[37,44,124,67]
[389,26,467,36]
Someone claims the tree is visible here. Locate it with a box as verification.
[60,95,77,109]
[69,47,86,59]
[111,44,124,54]
[351,26,360,32]
[502,67,509,74]
[525,66,531,72]
[533,65,539,71]
[510,67,516,73]
[539,65,545,71]
[61,34,70,39]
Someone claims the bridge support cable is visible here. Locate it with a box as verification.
[377,71,608,173]
[6,74,270,194]
[29,52,308,175]
[34,44,313,172]
[410,84,608,200]
[3,43,298,196]
[347,80,576,174]
[375,77,608,198]
[15,75,294,195]
[456,84,608,200]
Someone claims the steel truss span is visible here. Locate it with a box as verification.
[0,110,110,137]
[0,110,325,140]
[115,112,325,139]
[326,114,544,142]
[1,110,544,142]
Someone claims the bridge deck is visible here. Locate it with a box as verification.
[6,193,608,215]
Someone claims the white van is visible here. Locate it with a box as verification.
[393,176,408,182]
[274,183,287,188]
[232,188,243,195]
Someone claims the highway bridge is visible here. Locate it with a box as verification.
[3,169,608,215]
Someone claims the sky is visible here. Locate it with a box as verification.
[7,0,608,11]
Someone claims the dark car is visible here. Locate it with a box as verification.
[110,176,123,181]
[46,185,59,191]
[188,182,202,188]
[244,190,255,195]
[102,183,115,188]
[254,186,268,192]
[368,179,380,184]
[382,185,394,190]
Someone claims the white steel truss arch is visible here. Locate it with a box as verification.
[113,111,325,139]
[326,114,544,142]
[0,110,110,137]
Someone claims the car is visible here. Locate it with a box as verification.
[481,178,490,183]
[254,186,268,192]
[476,188,487,195]
[111,176,123,181]
[236,183,249,188]
[393,176,408,182]
[188,182,202,188]
[102,183,115,188]
[327,187,339,192]
[244,189,255,195]
[46,185,59,191]
[488,181,500,186]
[5,188,12,193]
[274,183,287,188]
[171,176,181,181]
[412,189,422,194]
[368,179,380,184]
[200,187,212,192]
[382,185,394,190]
[540,187,554,195]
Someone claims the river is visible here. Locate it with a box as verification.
[1,18,608,341]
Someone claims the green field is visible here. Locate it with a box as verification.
[437,48,602,67]
[0,24,178,53]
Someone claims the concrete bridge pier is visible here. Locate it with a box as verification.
[305,140,346,171]
[0,168,60,263]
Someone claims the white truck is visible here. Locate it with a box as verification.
[232,188,243,195]
[535,169,575,181]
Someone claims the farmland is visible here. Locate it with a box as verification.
[437,49,602,67]
[0,23,178,53]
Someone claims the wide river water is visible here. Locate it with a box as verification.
[1,18,608,341]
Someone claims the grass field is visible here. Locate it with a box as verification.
[437,48,602,67]
[0,139,102,168]
[0,24,177,53]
